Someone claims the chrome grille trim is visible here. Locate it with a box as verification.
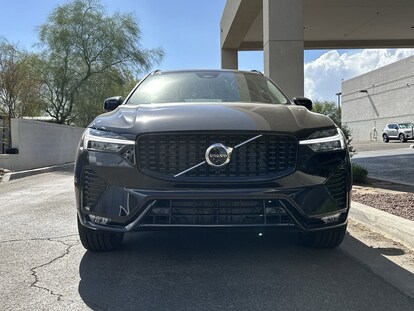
[173,134,263,177]
[137,132,298,181]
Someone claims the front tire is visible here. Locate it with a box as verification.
[399,133,406,143]
[382,134,389,143]
[299,224,347,248]
[77,217,124,252]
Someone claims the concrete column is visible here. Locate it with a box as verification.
[221,49,238,69]
[263,0,304,98]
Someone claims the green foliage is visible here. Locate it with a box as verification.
[312,101,341,126]
[37,0,163,124]
[341,124,355,155]
[352,163,368,184]
[0,41,42,119]
[72,69,138,127]
[0,41,43,147]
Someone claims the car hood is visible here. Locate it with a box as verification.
[91,102,334,135]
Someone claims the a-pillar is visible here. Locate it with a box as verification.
[221,49,238,69]
[263,0,304,98]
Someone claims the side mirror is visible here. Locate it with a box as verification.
[104,96,124,112]
[293,97,313,111]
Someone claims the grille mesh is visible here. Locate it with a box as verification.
[83,169,107,209]
[140,199,295,226]
[137,133,297,180]
[325,169,347,209]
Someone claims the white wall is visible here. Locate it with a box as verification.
[0,119,84,171]
[342,55,414,141]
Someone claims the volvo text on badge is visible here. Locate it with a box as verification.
[205,143,233,167]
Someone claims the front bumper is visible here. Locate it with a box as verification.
[75,133,352,233]
[76,163,351,233]
[77,185,350,233]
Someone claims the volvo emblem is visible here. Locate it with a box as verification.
[205,143,233,168]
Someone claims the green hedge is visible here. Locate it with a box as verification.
[352,164,368,183]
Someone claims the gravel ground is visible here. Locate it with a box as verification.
[352,185,414,221]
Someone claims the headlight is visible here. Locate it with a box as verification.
[299,128,345,152]
[82,128,135,152]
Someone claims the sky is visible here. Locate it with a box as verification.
[1,0,413,102]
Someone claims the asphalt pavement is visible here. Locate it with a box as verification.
[0,170,413,310]
[352,145,414,186]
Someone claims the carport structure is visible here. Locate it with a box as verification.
[220,0,414,98]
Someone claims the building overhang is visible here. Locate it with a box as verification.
[221,0,414,50]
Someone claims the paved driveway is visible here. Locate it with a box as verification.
[0,171,413,310]
[352,148,414,186]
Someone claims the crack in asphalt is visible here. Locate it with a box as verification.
[28,237,79,302]
[0,234,78,244]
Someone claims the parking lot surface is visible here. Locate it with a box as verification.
[353,140,414,152]
[0,171,413,310]
[352,146,414,186]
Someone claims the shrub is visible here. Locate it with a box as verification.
[341,125,355,156]
[352,164,368,183]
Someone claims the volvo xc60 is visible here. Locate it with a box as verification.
[74,70,352,251]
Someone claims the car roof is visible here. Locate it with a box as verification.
[151,69,264,75]
[386,122,413,125]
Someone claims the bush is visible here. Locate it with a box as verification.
[341,125,355,156]
[352,164,368,183]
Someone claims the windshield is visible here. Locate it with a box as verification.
[127,71,289,105]
[398,123,414,129]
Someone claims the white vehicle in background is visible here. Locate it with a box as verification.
[382,122,414,143]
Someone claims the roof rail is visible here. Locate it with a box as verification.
[151,69,162,75]
[250,70,263,75]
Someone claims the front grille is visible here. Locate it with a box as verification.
[325,169,347,209]
[137,133,297,180]
[140,199,296,226]
[82,169,107,209]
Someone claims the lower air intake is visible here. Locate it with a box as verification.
[82,169,107,209]
[140,199,295,226]
[325,169,347,209]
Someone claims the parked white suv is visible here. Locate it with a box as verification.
[382,122,414,143]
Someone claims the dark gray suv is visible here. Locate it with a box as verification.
[382,122,414,143]
[75,69,352,251]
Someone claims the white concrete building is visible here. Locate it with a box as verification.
[341,56,414,141]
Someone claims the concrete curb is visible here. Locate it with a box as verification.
[350,202,414,250]
[365,176,414,188]
[1,163,74,182]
